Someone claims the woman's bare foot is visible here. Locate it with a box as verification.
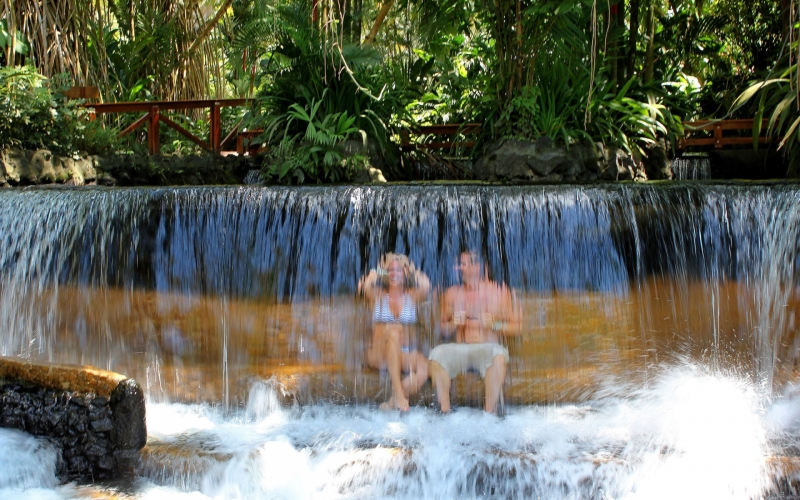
[379,395,410,411]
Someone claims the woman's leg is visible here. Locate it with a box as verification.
[381,326,409,410]
[365,332,386,370]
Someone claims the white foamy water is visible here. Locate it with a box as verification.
[3,364,795,500]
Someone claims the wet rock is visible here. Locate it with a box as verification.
[369,168,387,183]
[600,147,635,181]
[641,139,673,180]
[91,417,113,432]
[1,149,31,184]
[0,358,147,482]
[90,395,108,407]
[474,138,605,182]
[85,443,109,456]
[98,455,116,470]
[31,150,54,183]
[473,139,538,181]
[110,378,147,451]
[70,395,89,407]
[570,141,603,175]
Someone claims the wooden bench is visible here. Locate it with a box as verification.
[63,86,100,100]
[236,129,268,156]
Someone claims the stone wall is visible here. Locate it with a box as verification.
[471,137,673,182]
[0,148,256,187]
[0,357,146,482]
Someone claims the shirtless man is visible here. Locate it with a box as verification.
[429,251,520,414]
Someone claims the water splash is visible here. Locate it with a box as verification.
[1,364,765,500]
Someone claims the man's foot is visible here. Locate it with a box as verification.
[379,396,410,411]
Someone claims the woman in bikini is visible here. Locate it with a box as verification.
[358,253,431,411]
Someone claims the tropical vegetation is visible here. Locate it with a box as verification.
[0,0,795,181]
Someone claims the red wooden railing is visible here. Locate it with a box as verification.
[82,97,777,156]
[678,119,778,149]
[86,99,248,155]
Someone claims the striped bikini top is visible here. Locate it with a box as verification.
[373,293,417,325]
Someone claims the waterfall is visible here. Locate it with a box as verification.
[673,156,712,180]
[1,183,800,499]
[0,184,798,400]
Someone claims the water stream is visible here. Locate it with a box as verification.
[1,183,800,499]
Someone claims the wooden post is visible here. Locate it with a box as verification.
[400,129,410,150]
[148,106,160,155]
[210,101,222,154]
[714,124,722,149]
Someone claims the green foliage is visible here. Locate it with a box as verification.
[262,90,368,183]
[237,0,424,181]
[732,60,800,174]
[586,77,683,156]
[0,65,119,155]
[475,55,681,157]
[0,20,29,66]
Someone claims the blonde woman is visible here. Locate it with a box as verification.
[358,253,431,411]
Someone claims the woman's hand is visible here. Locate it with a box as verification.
[358,270,381,295]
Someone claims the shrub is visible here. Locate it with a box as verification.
[0,65,118,155]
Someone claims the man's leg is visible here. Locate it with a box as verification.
[429,360,452,412]
[402,351,428,395]
[483,354,506,413]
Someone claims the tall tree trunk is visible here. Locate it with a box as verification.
[616,0,627,84]
[353,0,362,43]
[644,0,655,82]
[342,0,352,43]
[627,0,639,80]
[364,0,394,44]
[185,0,232,56]
[5,0,16,65]
[610,3,618,88]
[781,0,793,43]
[130,0,136,40]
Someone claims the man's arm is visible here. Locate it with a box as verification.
[439,287,458,340]
[489,284,521,336]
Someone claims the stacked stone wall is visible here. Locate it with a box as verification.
[0,357,146,482]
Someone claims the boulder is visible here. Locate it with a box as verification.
[568,141,603,175]
[474,138,608,182]
[601,147,637,181]
[369,167,387,183]
[528,148,575,177]
[31,150,55,184]
[2,148,32,184]
[352,166,388,183]
[473,139,538,181]
[110,378,147,451]
[641,139,673,180]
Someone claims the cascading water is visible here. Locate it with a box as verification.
[673,156,712,180]
[1,183,800,499]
